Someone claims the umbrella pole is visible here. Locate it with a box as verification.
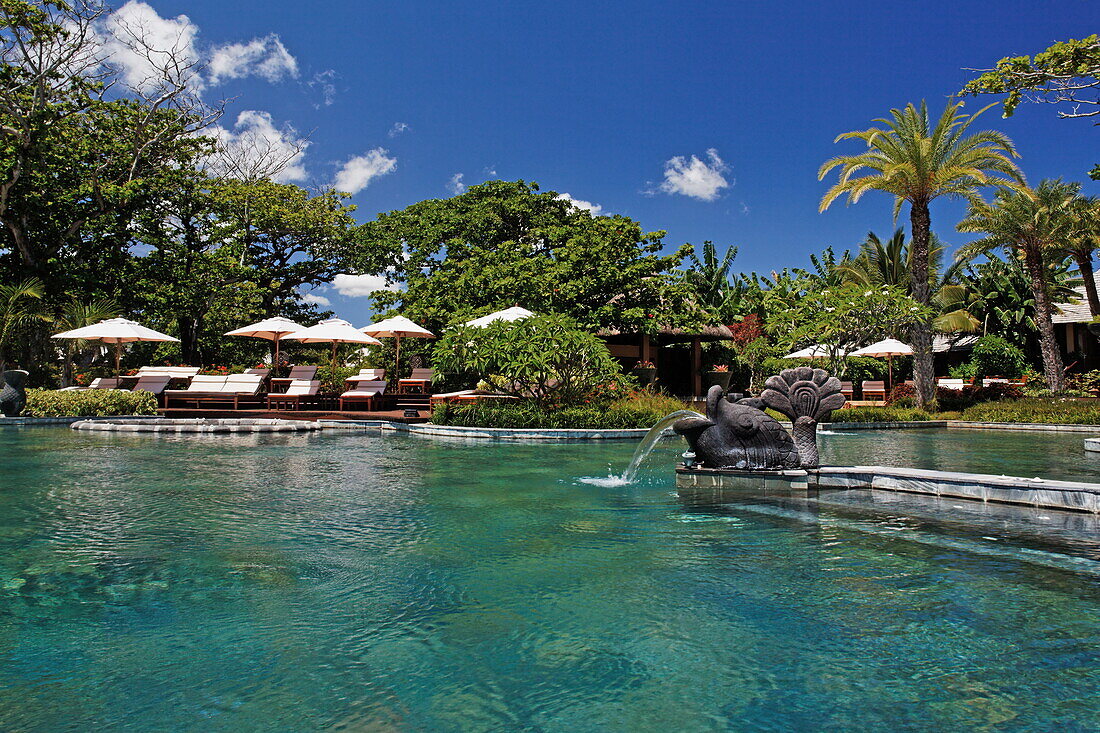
[274,337,281,376]
[331,342,338,375]
[888,355,893,392]
[395,335,401,380]
[115,342,122,380]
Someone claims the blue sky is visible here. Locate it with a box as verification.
[122,0,1096,324]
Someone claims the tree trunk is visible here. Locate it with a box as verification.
[1024,243,1065,392]
[908,201,935,406]
[178,318,200,366]
[1075,252,1100,317]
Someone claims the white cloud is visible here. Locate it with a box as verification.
[658,148,730,202]
[332,274,399,297]
[208,34,298,84]
[334,149,397,195]
[556,192,603,216]
[448,173,466,195]
[208,110,309,182]
[301,292,331,307]
[102,1,201,91]
[307,70,337,107]
[101,2,298,92]
[388,122,409,137]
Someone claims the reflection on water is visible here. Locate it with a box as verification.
[0,427,1097,731]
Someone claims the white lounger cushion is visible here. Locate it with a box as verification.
[184,376,227,391]
[283,379,320,396]
[287,366,318,380]
[131,375,172,394]
[222,375,264,394]
[341,380,387,397]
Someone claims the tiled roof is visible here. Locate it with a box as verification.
[1051,274,1097,324]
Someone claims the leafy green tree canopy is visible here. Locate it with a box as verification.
[432,313,626,406]
[961,35,1100,120]
[354,180,695,334]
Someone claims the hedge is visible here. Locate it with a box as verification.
[432,394,691,430]
[829,407,935,423]
[23,389,159,417]
[956,398,1100,425]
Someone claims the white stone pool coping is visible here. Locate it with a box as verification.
[70,417,322,433]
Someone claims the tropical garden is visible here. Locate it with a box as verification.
[2,2,1099,427]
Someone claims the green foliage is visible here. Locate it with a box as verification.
[0,276,46,368]
[681,241,745,323]
[355,180,696,334]
[315,365,360,395]
[772,284,931,376]
[432,314,627,406]
[957,398,1100,425]
[968,335,1029,378]
[960,35,1100,120]
[829,407,934,423]
[432,392,691,429]
[24,388,159,417]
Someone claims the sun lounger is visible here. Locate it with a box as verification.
[266,379,320,410]
[936,378,967,390]
[339,379,388,411]
[839,381,853,400]
[429,390,519,407]
[131,375,172,396]
[861,380,886,401]
[245,367,271,378]
[164,375,264,409]
[271,365,318,392]
[345,368,386,385]
[397,368,433,394]
[88,377,120,389]
[982,377,1009,386]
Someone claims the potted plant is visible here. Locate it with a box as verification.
[703,363,732,391]
[631,360,657,387]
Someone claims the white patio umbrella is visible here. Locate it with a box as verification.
[849,338,913,389]
[51,318,179,379]
[281,318,382,373]
[783,344,839,360]
[464,306,535,328]
[225,316,304,372]
[361,315,435,378]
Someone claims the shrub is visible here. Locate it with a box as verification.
[431,391,692,429]
[886,382,917,406]
[315,365,360,395]
[432,314,628,406]
[24,389,159,417]
[829,406,934,423]
[969,335,1029,379]
[958,397,1100,425]
[934,383,1024,411]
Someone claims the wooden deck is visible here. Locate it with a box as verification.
[160,407,430,423]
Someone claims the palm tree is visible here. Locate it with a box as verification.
[957,179,1079,392]
[0,277,47,372]
[52,298,121,387]
[819,100,1024,405]
[1062,195,1100,317]
[839,228,980,333]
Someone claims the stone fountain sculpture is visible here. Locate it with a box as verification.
[0,369,29,417]
[674,367,845,470]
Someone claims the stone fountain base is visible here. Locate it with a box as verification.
[675,465,1100,514]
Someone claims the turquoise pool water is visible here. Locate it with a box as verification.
[0,427,1098,731]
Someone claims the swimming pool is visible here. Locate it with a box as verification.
[0,427,1097,730]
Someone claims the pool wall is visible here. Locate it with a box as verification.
[676,465,1100,513]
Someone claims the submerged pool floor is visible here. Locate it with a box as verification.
[0,427,1097,731]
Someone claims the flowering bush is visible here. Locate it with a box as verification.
[709,364,729,372]
[24,389,158,417]
[633,360,655,370]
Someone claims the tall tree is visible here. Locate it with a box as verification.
[819,100,1024,405]
[354,180,694,333]
[839,228,979,333]
[957,179,1079,392]
[1062,195,1100,317]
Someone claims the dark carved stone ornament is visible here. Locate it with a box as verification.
[673,367,846,470]
[0,370,29,417]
